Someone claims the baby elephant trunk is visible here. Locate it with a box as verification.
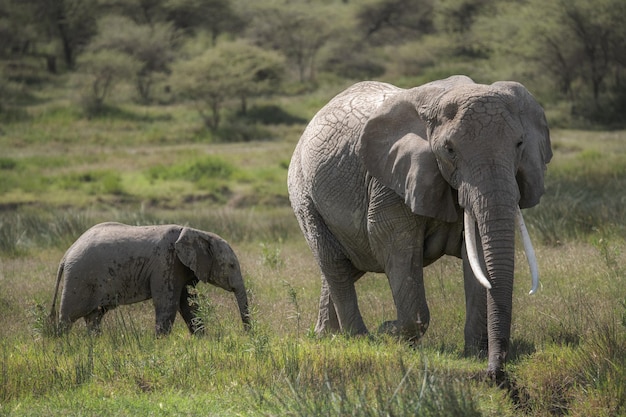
[234,286,251,330]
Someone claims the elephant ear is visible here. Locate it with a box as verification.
[175,227,214,283]
[494,82,553,208]
[359,76,474,222]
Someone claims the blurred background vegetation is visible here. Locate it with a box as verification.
[1,0,624,130]
[1,2,625,414]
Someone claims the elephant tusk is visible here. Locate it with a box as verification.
[464,211,492,290]
[516,206,540,295]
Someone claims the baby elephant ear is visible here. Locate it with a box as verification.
[175,227,213,282]
[359,90,458,222]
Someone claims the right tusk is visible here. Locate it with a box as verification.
[464,211,492,290]
[516,206,540,295]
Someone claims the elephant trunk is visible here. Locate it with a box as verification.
[234,286,251,331]
[464,180,519,380]
[477,206,516,379]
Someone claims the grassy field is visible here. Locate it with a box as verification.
[1,85,625,416]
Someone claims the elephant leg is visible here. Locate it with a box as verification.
[369,189,430,341]
[179,285,204,335]
[84,306,107,334]
[320,261,367,336]
[315,277,340,334]
[151,271,182,335]
[385,253,430,341]
[154,304,177,335]
[294,202,367,336]
[462,243,489,357]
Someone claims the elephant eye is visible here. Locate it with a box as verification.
[444,143,456,158]
[516,140,524,149]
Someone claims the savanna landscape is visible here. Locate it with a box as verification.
[1,0,625,415]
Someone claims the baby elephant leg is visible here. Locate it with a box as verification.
[179,285,204,335]
[153,289,179,335]
[154,304,178,335]
[84,307,107,334]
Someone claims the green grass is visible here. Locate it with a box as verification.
[0,90,625,415]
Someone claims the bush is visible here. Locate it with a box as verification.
[75,50,140,116]
[147,156,235,182]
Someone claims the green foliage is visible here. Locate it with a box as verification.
[75,49,141,115]
[87,15,178,103]
[356,0,435,46]
[244,2,339,82]
[2,0,624,126]
[57,170,125,195]
[0,4,625,411]
[149,156,234,182]
[171,38,284,130]
[259,359,482,417]
[259,241,284,269]
[0,211,93,255]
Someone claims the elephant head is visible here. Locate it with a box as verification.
[175,228,250,329]
[359,75,552,378]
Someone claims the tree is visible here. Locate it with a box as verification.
[245,3,335,82]
[520,0,624,103]
[0,0,34,57]
[164,0,244,44]
[434,0,493,56]
[98,0,167,26]
[76,49,140,114]
[26,0,99,70]
[357,0,435,45]
[87,15,178,103]
[172,39,284,130]
[479,0,625,125]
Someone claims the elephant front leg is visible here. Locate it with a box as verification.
[386,265,430,341]
[154,305,177,335]
[462,244,488,357]
[152,287,179,336]
[179,285,204,335]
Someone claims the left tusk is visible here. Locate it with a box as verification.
[516,206,539,295]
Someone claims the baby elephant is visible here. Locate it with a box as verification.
[50,222,250,335]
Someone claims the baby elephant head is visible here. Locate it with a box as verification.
[174,227,250,329]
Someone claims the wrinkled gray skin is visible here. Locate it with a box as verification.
[288,76,552,379]
[50,222,250,335]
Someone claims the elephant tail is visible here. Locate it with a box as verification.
[49,257,65,325]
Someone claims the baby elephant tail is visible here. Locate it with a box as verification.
[49,257,65,332]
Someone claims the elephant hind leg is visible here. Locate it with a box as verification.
[317,258,367,336]
[292,198,367,336]
[315,278,340,335]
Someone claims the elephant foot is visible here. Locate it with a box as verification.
[463,343,488,359]
[377,320,427,345]
[377,320,399,335]
[486,366,509,388]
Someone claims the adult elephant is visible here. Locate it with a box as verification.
[50,223,250,335]
[287,76,552,379]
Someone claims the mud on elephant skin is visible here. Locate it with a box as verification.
[50,222,250,335]
[287,75,552,380]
